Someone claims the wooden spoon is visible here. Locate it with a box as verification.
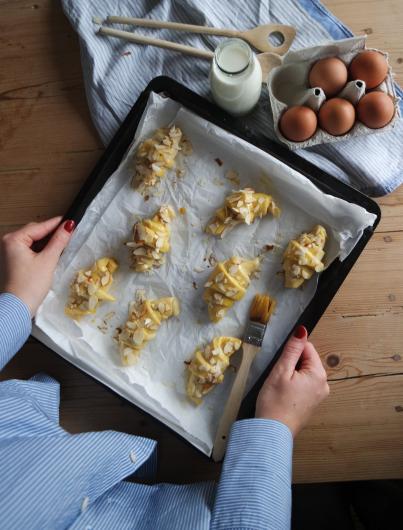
[106,16,296,55]
[98,26,283,80]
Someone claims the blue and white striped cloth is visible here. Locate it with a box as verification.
[60,0,403,197]
[0,292,293,530]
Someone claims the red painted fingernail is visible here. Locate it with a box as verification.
[64,220,75,233]
[294,325,307,339]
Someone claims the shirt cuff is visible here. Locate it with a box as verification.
[0,293,32,370]
[211,418,293,530]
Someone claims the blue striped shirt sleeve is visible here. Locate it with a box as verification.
[211,418,293,530]
[0,293,32,370]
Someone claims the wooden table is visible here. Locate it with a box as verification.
[1,0,403,484]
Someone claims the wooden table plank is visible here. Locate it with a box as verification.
[294,375,403,482]
[1,0,403,484]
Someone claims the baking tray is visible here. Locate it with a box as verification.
[44,75,380,443]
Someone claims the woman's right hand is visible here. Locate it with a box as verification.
[255,326,329,437]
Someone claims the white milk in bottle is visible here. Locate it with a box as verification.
[210,38,262,116]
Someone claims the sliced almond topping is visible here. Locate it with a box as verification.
[223,342,234,354]
[77,272,86,283]
[88,295,98,311]
[132,328,144,345]
[87,283,97,295]
[229,264,239,275]
[215,272,224,283]
[101,272,110,286]
[123,347,134,358]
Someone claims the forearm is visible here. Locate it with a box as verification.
[211,418,293,530]
[0,293,32,370]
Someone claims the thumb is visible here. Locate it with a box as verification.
[41,219,75,266]
[277,325,308,377]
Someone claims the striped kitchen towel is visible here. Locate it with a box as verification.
[61,0,403,197]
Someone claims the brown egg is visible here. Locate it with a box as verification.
[279,106,318,142]
[309,57,348,97]
[357,91,395,129]
[318,98,356,136]
[349,50,388,89]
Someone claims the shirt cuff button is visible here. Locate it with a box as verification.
[130,450,137,463]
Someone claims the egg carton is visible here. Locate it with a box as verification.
[267,36,401,150]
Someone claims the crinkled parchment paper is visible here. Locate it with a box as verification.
[33,93,376,455]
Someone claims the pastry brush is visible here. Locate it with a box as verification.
[212,293,276,462]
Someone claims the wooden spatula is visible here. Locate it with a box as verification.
[106,16,296,55]
[98,26,283,80]
[212,293,276,462]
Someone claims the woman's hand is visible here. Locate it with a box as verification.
[0,217,75,317]
[255,326,329,437]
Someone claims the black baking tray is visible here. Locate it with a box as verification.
[61,76,380,439]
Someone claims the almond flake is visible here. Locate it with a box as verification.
[88,295,98,311]
[223,342,234,354]
[101,272,110,286]
[132,328,144,345]
[229,264,239,275]
[87,283,97,295]
[123,347,134,358]
[215,272,224,283]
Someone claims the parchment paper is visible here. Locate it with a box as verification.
[33,92,376,455]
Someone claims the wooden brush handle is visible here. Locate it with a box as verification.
[212,343,259,462]
[98,26,214,59]
[107,15,237,38]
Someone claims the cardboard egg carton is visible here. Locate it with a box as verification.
[267,36,400,150]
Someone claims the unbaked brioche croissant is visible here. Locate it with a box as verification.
[186,336,242,404]
[206,188,280,238]
[283,225,327,288]
[126,205,175,272]
[117,296,180,366]
[203,256,260,322]
[132,126,182,190]
[65,257,118,319]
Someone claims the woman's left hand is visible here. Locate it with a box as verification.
[0,217,75,317]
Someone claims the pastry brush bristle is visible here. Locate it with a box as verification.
[249,293,276,324]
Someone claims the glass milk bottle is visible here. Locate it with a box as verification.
[210,38,262,116]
